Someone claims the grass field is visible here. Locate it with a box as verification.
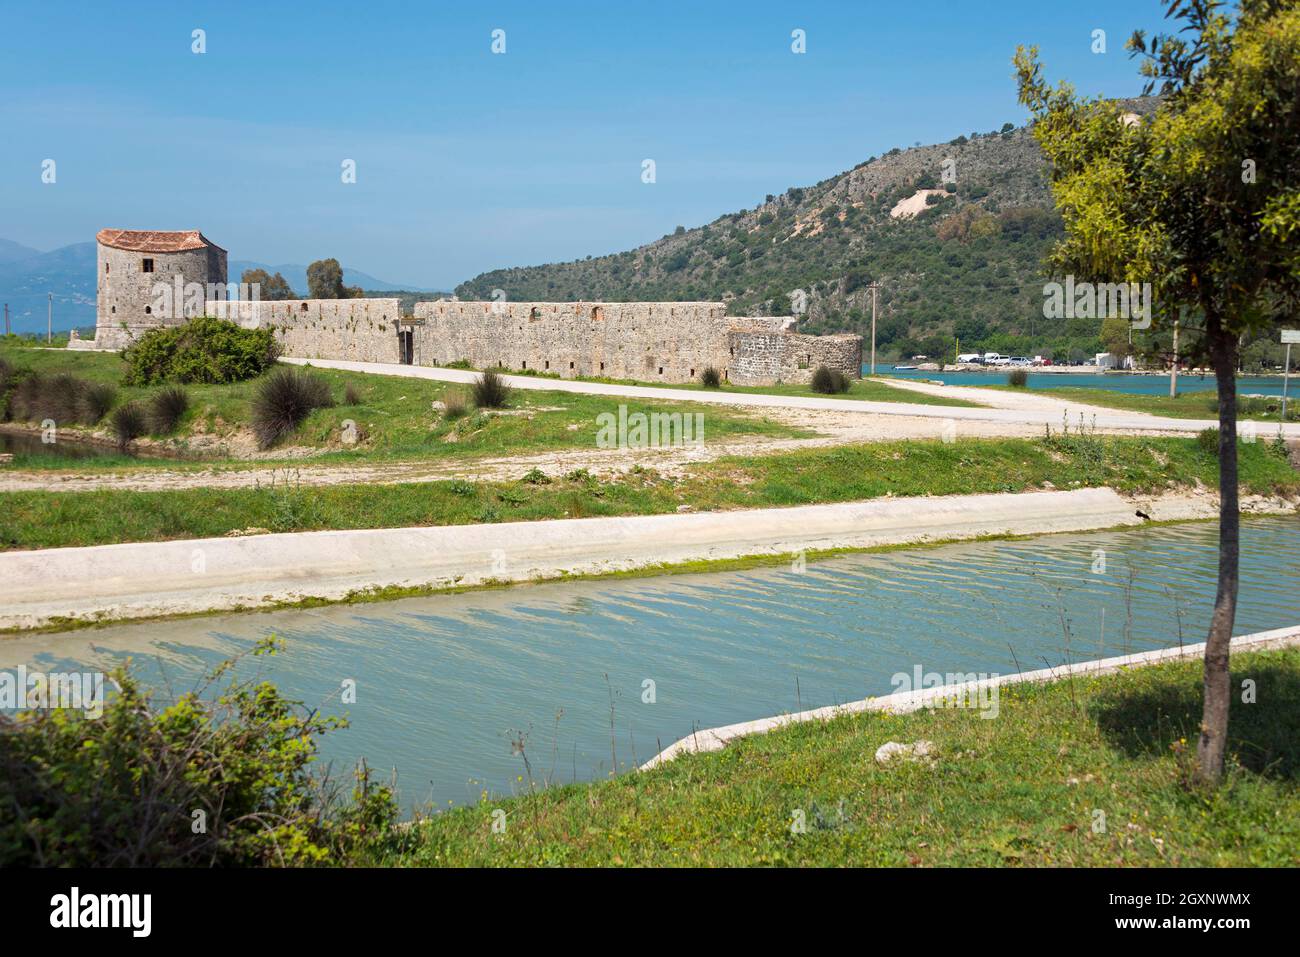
[373,646,1300,866]
[0,347,802,467]
[4,432,1296,550]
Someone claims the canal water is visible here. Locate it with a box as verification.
[0,428,124,460]
[5,517,1298,810]
[874,363,1291,397]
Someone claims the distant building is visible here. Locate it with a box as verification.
[86,229,227,350]
[79,226,861,386]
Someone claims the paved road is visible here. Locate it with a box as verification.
[283,358,1300,438]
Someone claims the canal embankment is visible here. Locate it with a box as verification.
[3,485,1296,633]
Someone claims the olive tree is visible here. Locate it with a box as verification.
[1015,0,1300,784]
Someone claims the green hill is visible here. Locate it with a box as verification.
[456,120,1129,362]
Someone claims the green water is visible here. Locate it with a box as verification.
[5,517,1298,810]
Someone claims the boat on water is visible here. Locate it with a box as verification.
[893,364,918,371]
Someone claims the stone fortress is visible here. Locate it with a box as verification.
[78,229,862,386]
[87,229,228,351]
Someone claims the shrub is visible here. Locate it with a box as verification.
[0,638,395,867]
[1197,427,1220,457]
[344,382,361,406]
[8,373,93,425]
[148,385,190,434]
[0,359,24,420]
[122,316,280,386]
[441,389,468,419]
[110,401,148,450]
[1007,368,1029,387]
[521,467,550,484]
[810,365,851,394]
[471,369,512,409]
[700,366,722,388]
[251,368,335,449]
[78,382,117,424]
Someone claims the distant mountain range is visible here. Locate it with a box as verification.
[0,242,435,334]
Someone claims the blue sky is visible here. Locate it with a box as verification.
[0,1,1172,289]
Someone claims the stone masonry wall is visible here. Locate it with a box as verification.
[96,244,226,350]
[729,330,863,385]
[202,297,862,386]
[411,300,733,381]
[206,299,403,364]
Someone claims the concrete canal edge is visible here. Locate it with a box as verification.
[0,486,1293,632]
[639,625,1300,770]
[1,487,1140,631]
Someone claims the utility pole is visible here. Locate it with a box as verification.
[868,281,881,375]
[47,292,52,343]
[3,303,8,337]
[1170,317,1179,398]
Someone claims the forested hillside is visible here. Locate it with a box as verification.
[456,109,1157,362]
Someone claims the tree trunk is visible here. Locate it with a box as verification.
[1196,317,1240,786]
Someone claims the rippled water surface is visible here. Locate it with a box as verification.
[7,517,1298,809]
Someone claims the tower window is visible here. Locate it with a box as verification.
[105,263,110,274]
[144,306,152,314]
[301,302,309,312]
[141,258,154,273]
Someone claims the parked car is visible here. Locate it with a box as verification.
[1009,357,1032,367]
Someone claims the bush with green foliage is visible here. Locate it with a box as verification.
[122,316,280,386]
[0,637,395,867]
[251,367,335,450]
[471,369,512,409]
[1008,368,1029,387]
[700,366,722,388]
[810,365,850,394]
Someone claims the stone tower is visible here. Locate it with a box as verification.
[92,229,227,350]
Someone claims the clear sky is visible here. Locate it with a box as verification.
[0,0,1172,289]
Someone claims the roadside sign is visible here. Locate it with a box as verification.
[1282,329,1300,344]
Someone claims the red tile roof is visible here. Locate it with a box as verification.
[96,229,226,253]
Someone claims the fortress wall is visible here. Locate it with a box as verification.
[201,297,862,386]
[729,330,863,385]
[205,299,402,364]
[411,301,733,381]
[96,245,226,350]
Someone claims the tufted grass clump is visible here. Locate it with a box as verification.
[471,369,512,409]
[251,368,335,450]
[1007,368,1029,388]
[810,365,850,395]
[700,366,722,388]
[110,401,149,451]
[148,385,190,435]
[441,389,468,419]
[78,382,117,424]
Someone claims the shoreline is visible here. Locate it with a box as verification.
[3,486,1295,636]
[641,624,1300,769]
